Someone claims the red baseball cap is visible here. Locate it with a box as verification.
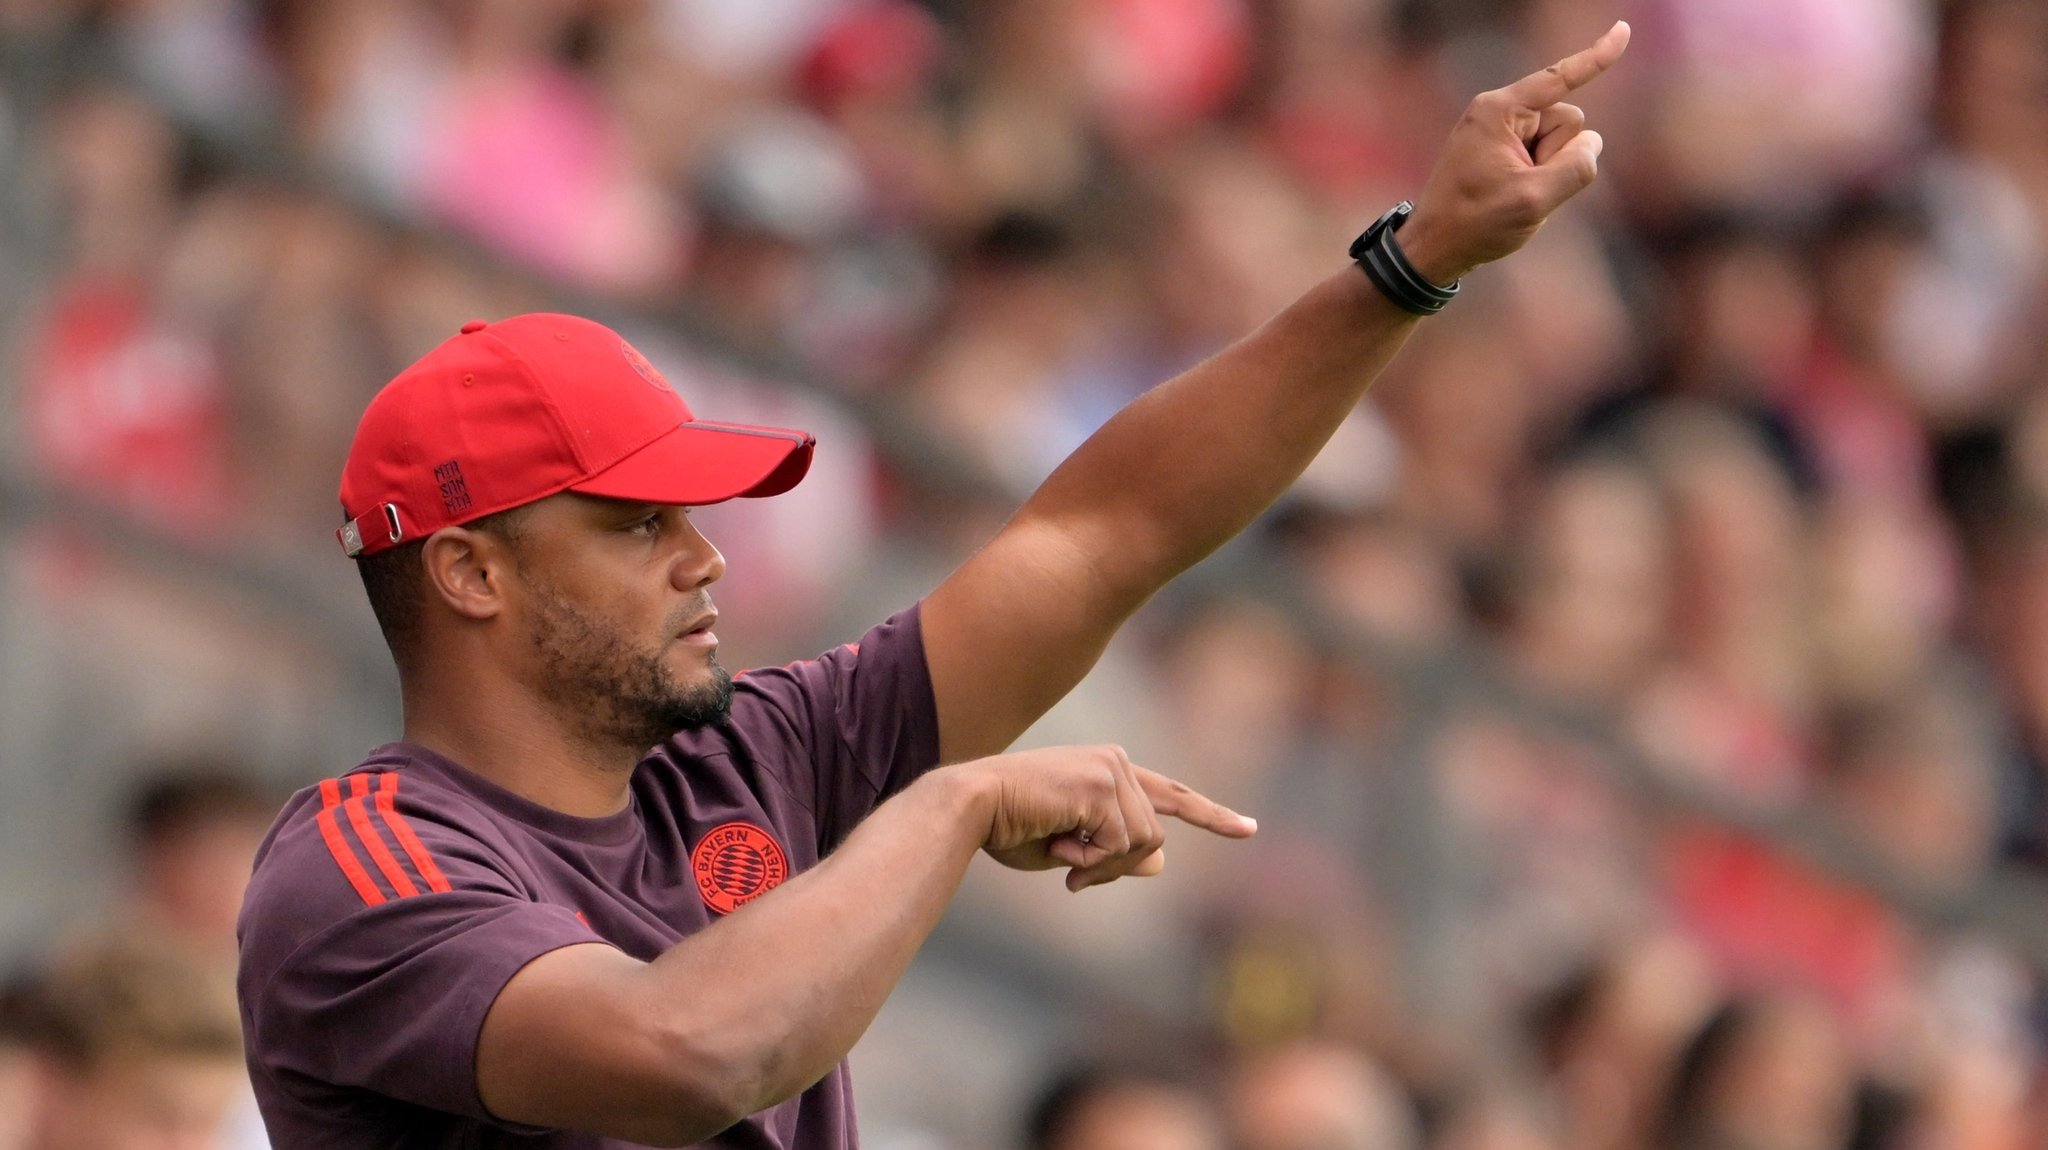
[337,314,815,557]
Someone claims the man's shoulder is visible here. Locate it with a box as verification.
[238,763,509,977]
[719,605,930,730]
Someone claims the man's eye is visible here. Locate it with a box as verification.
[629,514,662,536]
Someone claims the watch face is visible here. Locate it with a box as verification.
[1350,203,1409,258]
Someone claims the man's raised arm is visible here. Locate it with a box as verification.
[923,22,1631,763]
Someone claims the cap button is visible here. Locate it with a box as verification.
[459,320,488,334]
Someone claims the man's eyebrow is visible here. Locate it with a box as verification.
[583,498,663,522]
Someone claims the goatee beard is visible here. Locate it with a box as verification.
[523,582,735,760]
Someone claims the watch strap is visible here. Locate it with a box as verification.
[1351,202,1459,316]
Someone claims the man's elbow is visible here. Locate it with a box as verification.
[640,1018,780,1144]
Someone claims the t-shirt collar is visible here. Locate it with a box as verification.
[364,741,644,847]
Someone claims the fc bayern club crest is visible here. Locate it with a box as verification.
[619,340,672,392]
[691,822,789,914]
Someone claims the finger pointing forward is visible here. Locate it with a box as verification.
[1136,768,1258,838]
[1505,20,1630,111]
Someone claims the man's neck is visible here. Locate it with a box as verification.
[400,689,641,819]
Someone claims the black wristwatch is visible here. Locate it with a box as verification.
[1350,201,1459,315]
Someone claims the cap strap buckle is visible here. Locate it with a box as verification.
[337,504,404,557]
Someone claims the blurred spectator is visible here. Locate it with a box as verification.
[1661,819,1910,1039]
[121,762,276,963]
[7,933,245,1150]
[1935,0,2048,211]
[1226,1039,1421,1150]
[1026,1064,1226,1150]
[1822,676,2002,891]
[1284,506,1461,653]
[1377,303,1543,551]
[1789,192,1944,506]
[1527,932,1717,1150]
[21,84,233,540]
[0,976,35,1150]
[1978,510,2048,868]
[1625,0,1931,219]
[1655,993,1858,1150]
[1496,453,1673,709]
[1807,493,1960,716]
[1632,404,1813,804]
[1423,1080,1564,1150]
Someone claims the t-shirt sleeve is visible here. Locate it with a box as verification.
[726,603,941,850]
[239,779,600,1128]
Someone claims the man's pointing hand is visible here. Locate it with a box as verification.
[1396,20,1632,286]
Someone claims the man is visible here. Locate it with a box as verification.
[123,761,278,963]
[1027,1064,1226,1150]
[11,934,247,1150]
[118,763,279,1150]
[237,22,1629,1148]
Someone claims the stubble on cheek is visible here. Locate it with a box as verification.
[522,583,735,755]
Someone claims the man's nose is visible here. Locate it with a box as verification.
[671,515,726,590]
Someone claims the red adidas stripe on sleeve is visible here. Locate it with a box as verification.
[343,774,420,899]
[375,772,452,894]
[316,778,387,906]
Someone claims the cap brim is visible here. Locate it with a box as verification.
[570,420,815,506]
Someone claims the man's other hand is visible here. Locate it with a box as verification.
[950,745,1258,892]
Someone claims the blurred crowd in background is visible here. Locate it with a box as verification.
[3,0,2048,1147]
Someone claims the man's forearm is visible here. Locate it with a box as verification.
[623,742,1240,1133]
[1019,267,1418,606]
[641,768,990,1122]
[481,771,993,1144]
[480,745,1234,1144]
[917,24,1628,762]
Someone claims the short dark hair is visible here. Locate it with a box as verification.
[126,760,276,852]
[355,505,530,664]
[1026,1063,1208,1150]
[11,934,242,1071]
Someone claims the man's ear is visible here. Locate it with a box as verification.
[421,526,512,622]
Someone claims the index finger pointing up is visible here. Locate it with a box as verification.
[1505,20,1631,110]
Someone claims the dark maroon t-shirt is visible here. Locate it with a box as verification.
[237,606,939,1149]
